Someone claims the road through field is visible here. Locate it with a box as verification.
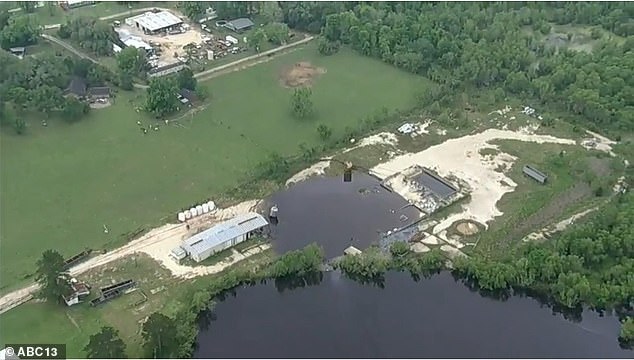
[0,200,261,314]
[0,223,186,315]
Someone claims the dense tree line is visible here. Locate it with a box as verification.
[335,245,446,285]
[453,192,633,347]
[280,2,634,132]
[58,17,119,56]
[453,193,633,309]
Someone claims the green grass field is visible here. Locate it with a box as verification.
[0,251,275,358]
[0,43,426,291]
[6,2,169,26]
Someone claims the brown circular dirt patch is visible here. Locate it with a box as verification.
[280,62,326,88]
[456,221,480,236]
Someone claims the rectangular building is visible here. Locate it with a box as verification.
[128,11,183,34]
[225,18,254,32]
[181,212,268,262]
[147,61,187,78]
[523,165,548,184]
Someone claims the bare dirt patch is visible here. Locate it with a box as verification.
[280,61,326,88]
[456,221,480,236]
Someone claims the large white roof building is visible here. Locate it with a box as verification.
[128,11,183,33]
[180,212,268,262]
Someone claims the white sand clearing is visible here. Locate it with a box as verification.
[286,158,332,186]
[440,245,467,259]
[583,130,617,155]
[410,242,431,253]
[342,132,398,154]
[523,207,599,242]
[370,129,576,236]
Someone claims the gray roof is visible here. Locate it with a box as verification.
[413,168,458,199]
[523,165,547,183]
[227,18,254,30]
[171,246,186,258]
[67,76,87,96]
[88,86,110,96]
[181,212,268,257]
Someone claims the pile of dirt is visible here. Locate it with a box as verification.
[456,221,480,236]
[280,61,326,88]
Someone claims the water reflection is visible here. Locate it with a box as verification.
[195,271,632,359]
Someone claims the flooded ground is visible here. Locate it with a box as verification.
[264,173,421,258]
[195,271,632,358]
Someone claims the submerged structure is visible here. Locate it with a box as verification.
[380,165,464,215]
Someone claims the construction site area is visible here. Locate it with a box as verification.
[114,10,252,72]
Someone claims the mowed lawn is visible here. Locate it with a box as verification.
[6,1,169,26]
[0,43,425,289]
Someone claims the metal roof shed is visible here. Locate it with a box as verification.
[181,212,268,262]
[132,11,182,33]
[226,18,254,32]
[523,165,548,184]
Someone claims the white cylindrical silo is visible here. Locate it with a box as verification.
[196,205,203,214]
[202,203,210,213]
[207,201,216,211]
[184,210,192,219]
[190,207,197,217]
[178,212,186,222]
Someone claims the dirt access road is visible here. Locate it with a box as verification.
[0,200,260,314]
[0,223,186,315]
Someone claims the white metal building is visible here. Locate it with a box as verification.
[128,11,183,34]
[180,212,268,262]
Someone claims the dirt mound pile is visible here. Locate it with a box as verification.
[456,221,480,236]
[280,62,326,88]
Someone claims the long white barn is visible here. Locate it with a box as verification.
[179,212,268,262]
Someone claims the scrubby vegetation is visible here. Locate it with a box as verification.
[335,245,446,285]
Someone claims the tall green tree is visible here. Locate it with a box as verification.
[62,97,90,122]
[58,17,118,56]
[263,22,290,45]
[35,250,68,304]
[145,76,179,117]
[176,67,196,91]
[249,28,267,52]
[290,87,314,120]
[30,85,64,117]
[179,1,208,21]
[142,313,180,359]
[0,14,41,49]
[259,1,283,23]
[620,317,634,349]
[116,46,149,76]
[84,326,127,359]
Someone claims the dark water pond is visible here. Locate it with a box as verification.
[195,271,632,358]
[264,173,421,258]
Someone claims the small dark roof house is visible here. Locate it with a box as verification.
[225,18,254,32]
[523,165,548,184]
[88,86,111,99]
[66,77,87,98]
